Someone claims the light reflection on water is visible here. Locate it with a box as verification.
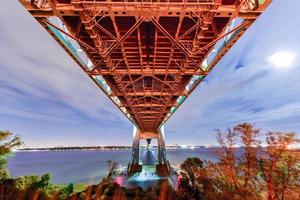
[7,148,219,184]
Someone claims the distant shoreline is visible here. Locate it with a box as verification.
[16,146,300,152]
[17,145,207,152]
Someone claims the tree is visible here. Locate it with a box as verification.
[215,128,240,199]
[0,130,23,180]
[103,160,119,184]
[208,124,263,199]
[178,157,205,200]
[234,123,262,198]
[259,132,300,200]
[180,157,204,188]
[0,130,23,156]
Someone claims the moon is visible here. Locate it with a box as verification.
[269,51,295,68]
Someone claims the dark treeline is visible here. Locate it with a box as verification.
[0,123,299,200]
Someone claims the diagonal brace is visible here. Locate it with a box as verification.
[90,17,144,73]
[42,19,98,54]
[151,17,205,73]
[150,17,191,57]
[193,20,250,55]
[104,17,145,57]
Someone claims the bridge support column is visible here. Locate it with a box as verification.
[146,138,151,149]
[128,127,142,173]
[157,129,167,164]
[156,127,170,176]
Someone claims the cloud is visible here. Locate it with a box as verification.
[0,0,299,147]
[165,0,300,145]
[0,1,133,146]
[0,1,129,125]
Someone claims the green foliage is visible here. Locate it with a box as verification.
[14,175,40,190]
[72,183,87,193]
[56,183,74,199]
[0,156,7,167]
[0,130,23,181]
[11,172,87,199]
[0,130,23,156]
[14,176,26,190]
[0,168,10,180]
[38,173,51,189]
[62,183,74,195]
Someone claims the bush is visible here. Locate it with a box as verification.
[0,168,10,180]
[37,173,51,189]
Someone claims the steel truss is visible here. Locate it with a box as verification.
[20,0,271,132]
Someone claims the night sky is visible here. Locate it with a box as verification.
[0,0,299,147]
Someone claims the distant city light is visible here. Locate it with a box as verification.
[269,51,295,68]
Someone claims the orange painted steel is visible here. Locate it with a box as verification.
[20,0,271,132]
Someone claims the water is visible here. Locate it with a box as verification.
[7,148,218,184]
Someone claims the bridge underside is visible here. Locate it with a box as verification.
[20,0,271,175]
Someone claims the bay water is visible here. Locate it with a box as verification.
[7,148,219,184]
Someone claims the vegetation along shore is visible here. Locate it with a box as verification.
[0,123,299,200]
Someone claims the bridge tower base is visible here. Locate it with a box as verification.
[128,126,170,176]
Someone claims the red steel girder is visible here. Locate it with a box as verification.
[20,0,272,132]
